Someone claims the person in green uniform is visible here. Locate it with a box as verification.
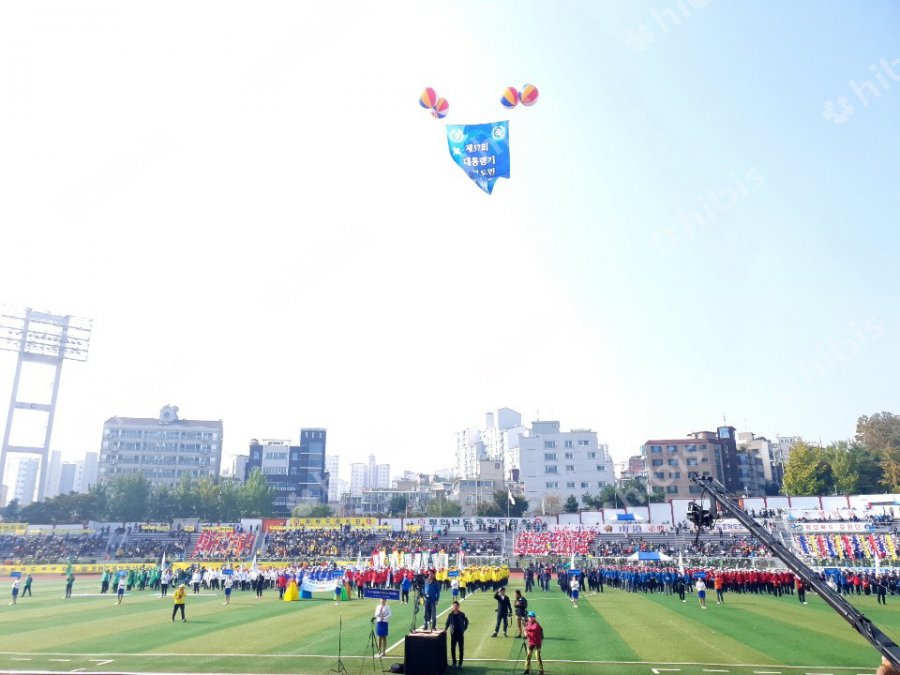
[22,574,32,597]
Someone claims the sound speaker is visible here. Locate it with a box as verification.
[403,630,447,675]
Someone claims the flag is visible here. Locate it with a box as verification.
[508,489,515,506]
[160,550,166,570]
[541,498,546,516]
[250,552,258,573]
[569,550,576,571]
[678,551,685,576]
[355,551,363,570]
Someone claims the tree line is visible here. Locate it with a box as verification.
[782,412,900,496]
[0,469,277,524]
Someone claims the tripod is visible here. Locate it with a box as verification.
[409,588,425,633]
[511,638,528,673]
[327,612,349,674]
[360,621,383,674]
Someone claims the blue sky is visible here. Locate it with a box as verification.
[0,0,898,482]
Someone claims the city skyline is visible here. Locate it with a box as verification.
[1,2,898,489]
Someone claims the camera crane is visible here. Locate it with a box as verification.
[689,476,900,671]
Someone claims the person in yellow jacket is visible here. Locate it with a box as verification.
[172,583,187,622]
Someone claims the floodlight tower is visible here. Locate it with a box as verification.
[0,308,92,503]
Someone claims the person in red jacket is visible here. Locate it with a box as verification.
[523,611,544,675]
[796,576,807,604]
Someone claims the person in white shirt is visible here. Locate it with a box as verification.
[695,578,707,609]
[116,575,127,605]
[570,576,580,608]
[223,575,234,605]
[374,598,392,657]
[191,569,202,594]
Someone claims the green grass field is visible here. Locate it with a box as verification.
[1,575,896,675]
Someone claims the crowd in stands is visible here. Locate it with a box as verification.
[261,528,433,558]
[0,533,109,563]
[191,531,256,559]
[114,533,190,560]
[514,528,598,555]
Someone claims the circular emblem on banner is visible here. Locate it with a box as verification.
[491,125,506,140]
[449,128,464,143]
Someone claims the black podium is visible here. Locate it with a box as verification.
[404,630,447,675]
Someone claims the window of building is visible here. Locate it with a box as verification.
[701,458,709,463]
[650,446,662,454]
[686,458,698,466]
[654,472,665,479]
[670,472,681,479]
[545,465,558,474]
[544,441,556,449]
[546,481,559,489]
[651,459,664,466]
[565,465,575,472]
[567,482,576,489]
[685,444,697,453]
[666,485,679,494]
[596,465,605,472]
[587,451,596,458]
[689,485,702,494]
[581,482,589,488]
[578,440,590,446]
[667,445,678,452]
[564,440,573,449]
[544,453,557,461]
[688,471,699,478]
[667,459,679,466]
[564,452,574,459]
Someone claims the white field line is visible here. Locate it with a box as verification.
[0,652,873,670]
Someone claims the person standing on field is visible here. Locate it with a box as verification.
[172,583,187,622]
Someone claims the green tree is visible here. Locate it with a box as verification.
[782,441,831,495]
[241,469,275,517]
[826,441,882,495]
[0,498,20,521]
[174,474,198,517]
[563,495,579,513]
[106,473,152,522]
[147,486,179,521]
[218,480,243,521]
[195,476,222,521]
[388,495,408,516]
[290,503,334,517]
[856,411,900,491]
[480,489,528,517]
[427,496,463,517]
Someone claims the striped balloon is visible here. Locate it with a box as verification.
[520,83,539,106]
[431,97,449,119]
[500,86,519,109]
[419,87,437,110]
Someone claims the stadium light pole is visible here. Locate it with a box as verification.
[0,307,91,504]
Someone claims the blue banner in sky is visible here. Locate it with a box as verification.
[446,121,510,194]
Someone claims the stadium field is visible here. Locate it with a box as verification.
[1,575,895,675]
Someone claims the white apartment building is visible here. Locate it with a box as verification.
[326,454,340,501]
[455,408,526,479]
[517,420,614,508]
[75,452,99,492]
[13,457,40,506]
[99,405,223,488]
[349,455,390,495]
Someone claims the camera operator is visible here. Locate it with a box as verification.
[523,611,544,675]
[444,600,469,669]
[513,589,528,638]
[491,587,512,638]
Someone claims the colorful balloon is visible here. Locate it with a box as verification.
[419,87,437,109]
[431,97,449,119]
[520,83,539,106]
[500,86,519,109]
